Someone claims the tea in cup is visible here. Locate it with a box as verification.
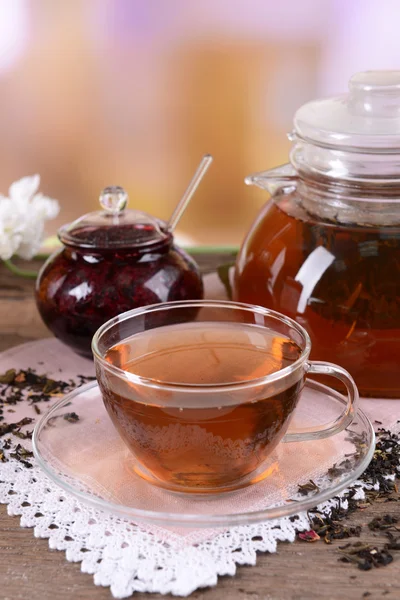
[92,301,358,493]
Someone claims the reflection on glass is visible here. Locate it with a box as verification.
[294,246,335,314]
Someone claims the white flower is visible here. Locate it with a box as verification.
[0,175,59,261]
[9,174,41,205]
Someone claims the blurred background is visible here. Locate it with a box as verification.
[1,0,400,246]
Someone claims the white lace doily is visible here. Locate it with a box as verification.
[1,269,400,598]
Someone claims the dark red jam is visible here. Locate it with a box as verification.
[36,227,203,357]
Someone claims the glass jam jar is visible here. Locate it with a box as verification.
[234,71,400,398]
[36,186,204,357]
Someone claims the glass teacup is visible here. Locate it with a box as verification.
[92,300,358,494]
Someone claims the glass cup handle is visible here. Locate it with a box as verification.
[283,361,359,442]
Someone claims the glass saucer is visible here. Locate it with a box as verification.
[32,380,375,528]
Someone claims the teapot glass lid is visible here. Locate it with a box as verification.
[58,186,169,250]
[294,71,400,151]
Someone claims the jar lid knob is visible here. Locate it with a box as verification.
[99,186,128,214]
[348,70,400,117]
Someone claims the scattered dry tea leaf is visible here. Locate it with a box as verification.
[0,369,16,385]
[297,480,320,496]
[0,417,34,438]
[10,443,34,468]
[63,412,79,423]
[338,542,393,571]
[368,515,398,531]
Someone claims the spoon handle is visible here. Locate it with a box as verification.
[167,154,213,232]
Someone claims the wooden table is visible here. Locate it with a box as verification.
[1,256,399,600]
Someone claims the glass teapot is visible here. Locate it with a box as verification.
[234,71,400,398]
[36,186,204,357]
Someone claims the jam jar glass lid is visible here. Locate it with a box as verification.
[58,186,169,250]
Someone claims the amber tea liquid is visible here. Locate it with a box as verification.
[101,322,302,492]
[235,198,400,398]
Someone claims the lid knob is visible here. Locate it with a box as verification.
[348,70,400,117]
[99,186,128,214]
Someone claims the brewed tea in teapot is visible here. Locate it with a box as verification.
[235,71,400,398]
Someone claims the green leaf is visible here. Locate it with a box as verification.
[186,245,239,255]
[217,262,235,299]
[3,259,38,279]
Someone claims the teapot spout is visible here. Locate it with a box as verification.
[245,163,298,195]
